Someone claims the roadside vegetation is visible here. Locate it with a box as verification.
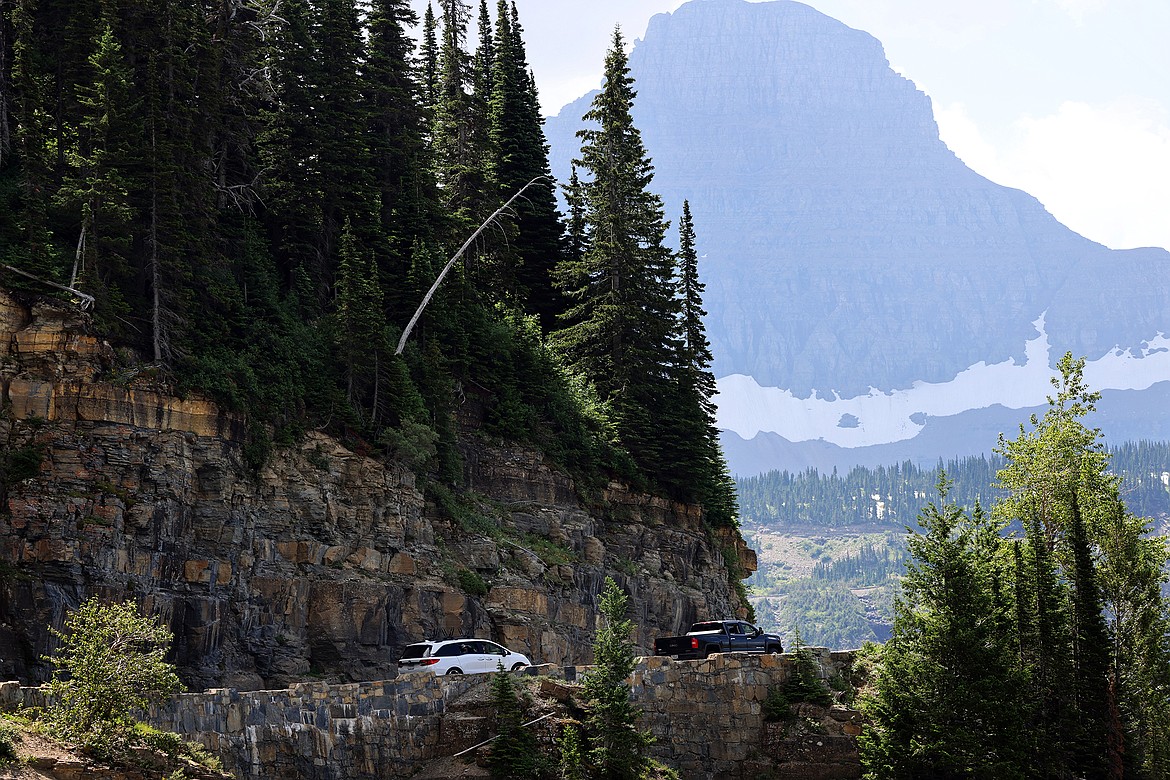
[482,577,676,780]
[859,356,1170,779]
[2,598,226,777]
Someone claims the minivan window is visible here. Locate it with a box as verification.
[400,644,430,660]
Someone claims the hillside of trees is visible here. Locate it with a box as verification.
[738,440,1170,530]
[0,0,735,525]
[742,436,1170,658]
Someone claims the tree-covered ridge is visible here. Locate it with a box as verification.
[738,440,1170,529]
[0,1,734,520]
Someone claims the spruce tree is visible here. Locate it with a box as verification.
[313,0,374,270]
[419,3,439,111]
[860,480,1027,779]
[431,0,488,224]
[5,0,60,289]
[364,0,440,316]
[670,200,737,522]
[258,0,324,309]
[58,20,137,332]
[581,577,654,780]
[486,667,539,779]
[332,219,389,428]
[485,0,566,326]
[552,27,680,487]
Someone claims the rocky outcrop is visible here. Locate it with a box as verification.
[0,288,752,691]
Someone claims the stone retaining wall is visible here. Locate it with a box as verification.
[1,650,861,780]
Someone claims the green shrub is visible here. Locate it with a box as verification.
[457,568,489,597]
[0,719,19,764]
[132,723,223,773]
[762,688,792,722]
[43,598,183,760]
[5,443,45,482]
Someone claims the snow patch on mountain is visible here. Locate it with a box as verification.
[715,314,1170,448]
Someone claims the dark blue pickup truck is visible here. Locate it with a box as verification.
[653,619,784,660]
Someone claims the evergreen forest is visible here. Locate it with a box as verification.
[738,439,1170,530]
[0,0,736,524]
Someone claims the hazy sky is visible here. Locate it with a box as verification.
[410,0,1170,252]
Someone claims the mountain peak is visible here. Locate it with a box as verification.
[545,0,1170,474]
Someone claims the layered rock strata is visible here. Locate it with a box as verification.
[0,288,752,690]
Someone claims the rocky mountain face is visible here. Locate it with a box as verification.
[0,288,753,690]
[544,0,1170,475]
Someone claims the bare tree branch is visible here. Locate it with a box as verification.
[395,176,552,355]
[2,265,95,310]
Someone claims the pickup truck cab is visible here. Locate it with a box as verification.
[653,620,784,660]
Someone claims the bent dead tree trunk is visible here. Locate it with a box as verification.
[395,176,552,355]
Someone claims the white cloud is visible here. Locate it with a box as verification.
[1048,0,1109,24]
[936,99,1170,251]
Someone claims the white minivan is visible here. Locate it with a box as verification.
[397,638,531,676]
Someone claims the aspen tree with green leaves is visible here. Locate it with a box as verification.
[995,353,1169,779]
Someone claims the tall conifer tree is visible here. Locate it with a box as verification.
[552,27,680,483]
[59,20,137,330]
[673,200,737,523]
[487,0,566,327]
[5,0,59,288]
[860,481,1027,779]
[432,0,487,224]
[365,0,439,315]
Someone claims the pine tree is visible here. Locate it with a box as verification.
[860,479,1027,779]
[485,0,566,326]
[552,27,681,487]
[581,577,653,779]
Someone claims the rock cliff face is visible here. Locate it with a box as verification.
[544,0,1170,473]
[0,288,753,690]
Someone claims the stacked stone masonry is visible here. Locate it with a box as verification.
[5,651,861,780]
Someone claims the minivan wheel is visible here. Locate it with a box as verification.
[446,667,463,675]
[511,662,527,672]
